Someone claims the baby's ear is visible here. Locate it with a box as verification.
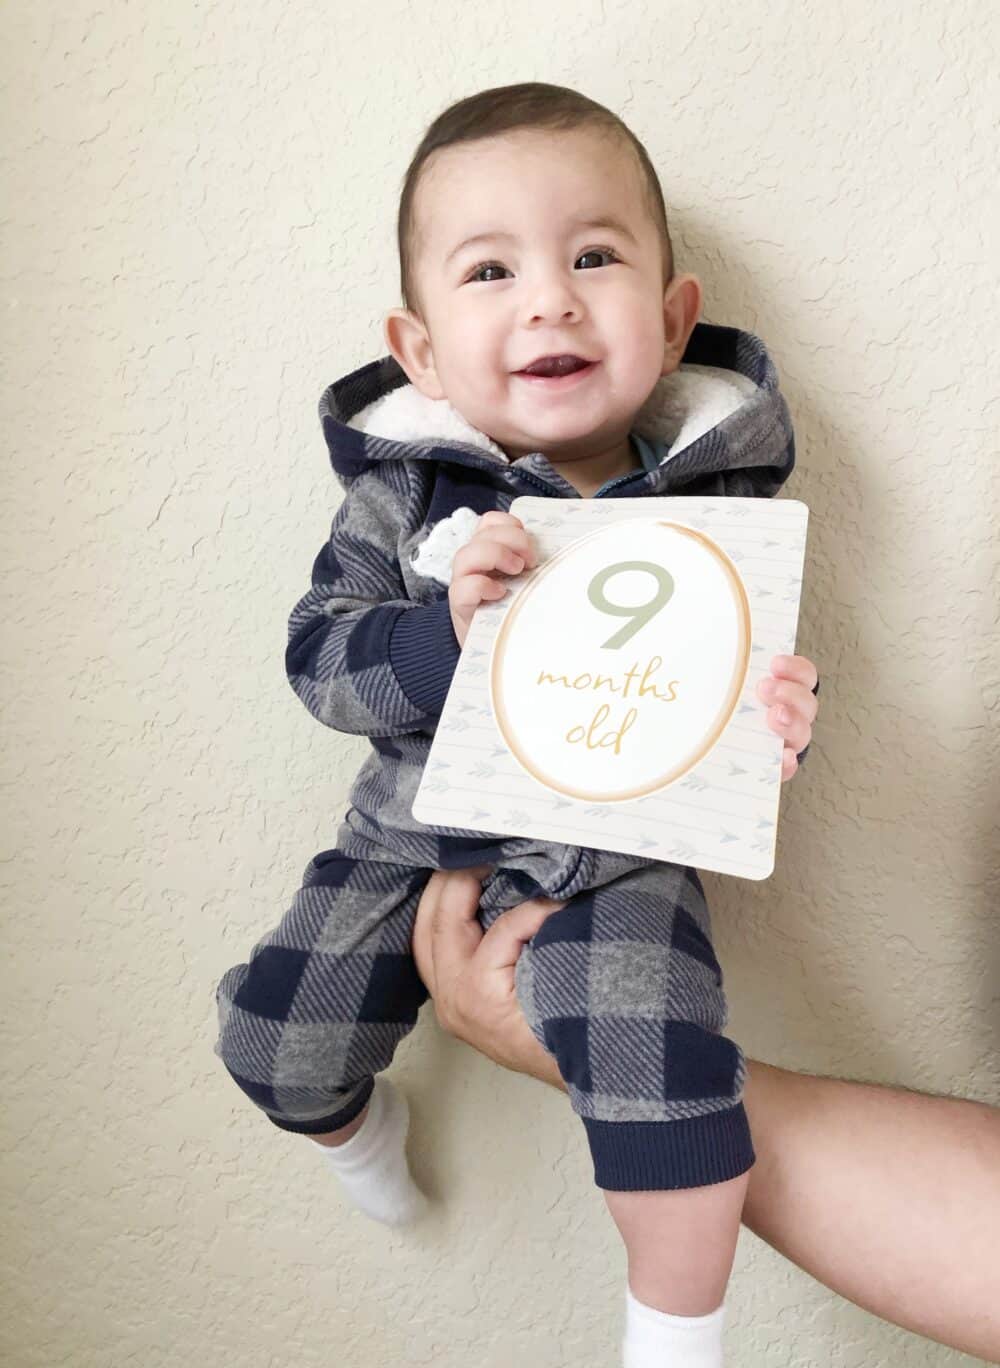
[660,273,703,376]
[384,309,445,400]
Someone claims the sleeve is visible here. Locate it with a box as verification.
[794,676,820,765]
[285,467,462,736]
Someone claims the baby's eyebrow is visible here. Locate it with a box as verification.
[443,215,639,266]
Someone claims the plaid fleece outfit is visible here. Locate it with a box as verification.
[215,322,804,1191]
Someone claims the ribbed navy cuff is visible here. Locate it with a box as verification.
[388,597,462,717]
[263,1076,375,1135]
[582,1102,755,1191]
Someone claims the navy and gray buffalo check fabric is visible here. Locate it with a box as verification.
[216,849,754,1191]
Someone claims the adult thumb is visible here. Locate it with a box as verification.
[477,897,566,973]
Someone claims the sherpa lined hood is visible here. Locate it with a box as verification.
[318,321,795,501]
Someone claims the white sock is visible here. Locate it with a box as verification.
[317,1077,428,1227]
[623,1285,726,1367]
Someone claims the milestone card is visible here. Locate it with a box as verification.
[412,497,809,880]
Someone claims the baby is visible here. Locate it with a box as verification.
[215,81,820,1367]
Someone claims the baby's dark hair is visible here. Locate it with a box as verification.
[396,81,674,316]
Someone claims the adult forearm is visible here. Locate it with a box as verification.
[740,1060,1000,1361]
[532,1054,999,1358]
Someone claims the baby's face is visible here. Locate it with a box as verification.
[393,127,677,462]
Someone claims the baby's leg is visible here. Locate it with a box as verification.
[505,861,751,1351]
[215,850,432,1221]
[605,1174,748,1312]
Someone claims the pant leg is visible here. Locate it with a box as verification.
[490,861,754,1192]
[215,849,431,1134]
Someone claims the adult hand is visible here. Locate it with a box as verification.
[411,865,567,1090]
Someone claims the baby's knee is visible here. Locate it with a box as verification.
[522,895,727,1023]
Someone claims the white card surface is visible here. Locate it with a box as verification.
[412,496,809,880]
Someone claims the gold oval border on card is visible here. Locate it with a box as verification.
[489,519,752,803]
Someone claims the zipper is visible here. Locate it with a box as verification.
[594,470,651,499]
[418,442,569,500]
[514,466,654,500]
[512,467,570,499]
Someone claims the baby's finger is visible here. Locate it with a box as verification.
[766,703,810,753]
[449,574,509,608]
[477,510,524,531]
[757,677,819,725]
[472,525,537,561]
[771,655,819,692]
[454,535,532,579]
[760,675,820,727]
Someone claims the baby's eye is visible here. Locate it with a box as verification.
[576,247,620,270]
[467,261,511,284]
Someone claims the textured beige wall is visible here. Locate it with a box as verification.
[2,1,997,1364]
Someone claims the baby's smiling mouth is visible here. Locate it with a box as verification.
[516,354,596,378]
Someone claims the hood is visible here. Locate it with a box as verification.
[318,321,795,500]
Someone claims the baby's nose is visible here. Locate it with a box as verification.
[525,280,582,325]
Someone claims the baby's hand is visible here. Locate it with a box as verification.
[449,511,538,647]
[757,654,820,781]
